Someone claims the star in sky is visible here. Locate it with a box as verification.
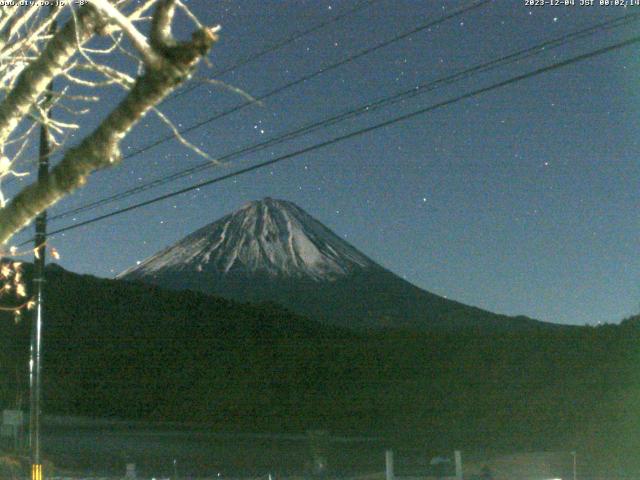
[17,0,640,326]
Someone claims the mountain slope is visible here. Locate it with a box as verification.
[119,198,553,332]
[120,197,379,280]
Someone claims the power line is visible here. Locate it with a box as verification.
[7,0,489,196]
[49,10,640,222]
[217,0,379,77]
[2,0,379,191]
[36,34,640,242]
[166,0,380,103]
[115,0,491,161]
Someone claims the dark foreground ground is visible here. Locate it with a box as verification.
[37,416,386,478]
[3,417,616,480]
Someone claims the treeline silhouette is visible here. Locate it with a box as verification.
[1,265,640,474]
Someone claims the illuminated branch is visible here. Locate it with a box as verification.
[0,0,219,244]
[0,5,101,152]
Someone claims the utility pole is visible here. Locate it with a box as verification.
[29,12,55,480]
[29,94,50,480]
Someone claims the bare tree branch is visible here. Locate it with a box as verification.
[0,5,101,153]
[87,0,162,68]
[0,4,219,244]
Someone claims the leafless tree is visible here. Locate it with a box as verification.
[0,0,219,246]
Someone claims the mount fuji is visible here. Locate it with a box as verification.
[119,198,552,331]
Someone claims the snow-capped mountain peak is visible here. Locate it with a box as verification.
[119,198,379,281]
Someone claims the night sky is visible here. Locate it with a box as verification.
[8,0,640,326]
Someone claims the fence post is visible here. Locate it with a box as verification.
[385,449,394,480]
[454,450,463,480]
[125,463,136,479]
[307,429,329,476]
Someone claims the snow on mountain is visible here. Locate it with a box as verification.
[119,198,380,281]
[118,198,553,332]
